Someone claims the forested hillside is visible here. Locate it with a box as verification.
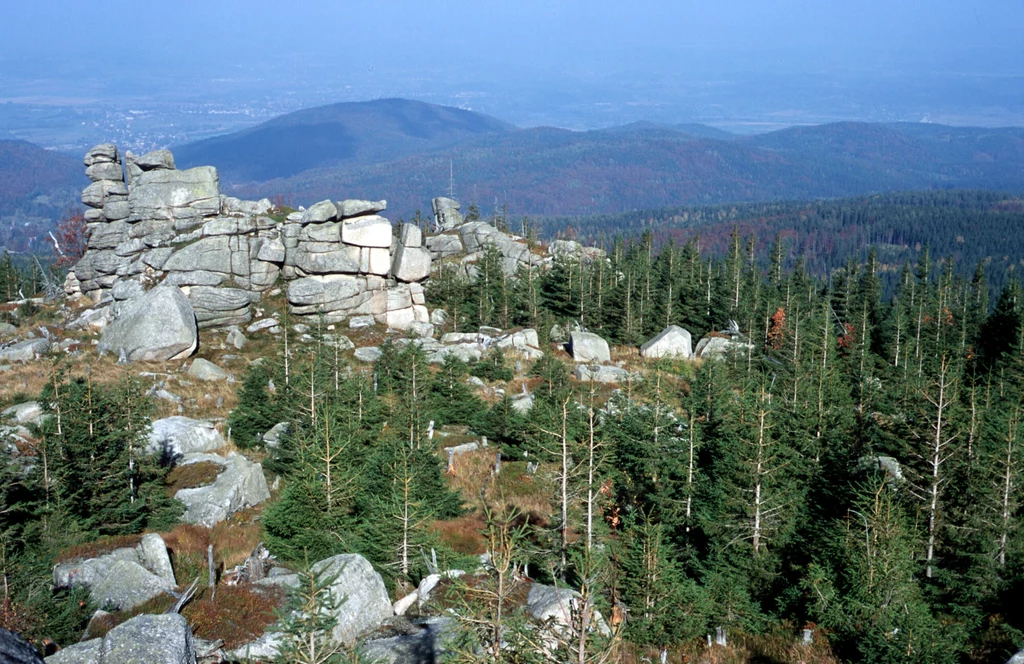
[173,98,515,182]
[4,222,1024,662]
[0,140,84,253]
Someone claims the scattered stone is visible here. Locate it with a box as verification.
[527,583,610,636]
[246,318,280,334]
[53,545,175,612]
[261,422,291,448]
[408,321,434,338]
[574,364,631,384]
[354,347,382,363]
[359,617,457,664]
[430,309,449,326]
[188,358,229,381]
[694,336,753,359]
[226,327,247,349]
[2,402,45,426]
[0,338,50,363]
[511,393,534,414]
[568,331,611,363]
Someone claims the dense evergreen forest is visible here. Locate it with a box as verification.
[542,190,1024,300]
[3,205,1024,662]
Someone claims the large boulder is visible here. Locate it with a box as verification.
[640,325,693,359]
[175,452,270,527]
[98,285,197,362]
[53,536,176,611]
[568,331,611,363]
[134,149,176,171]
[147,416,225,458]
[161,236,232,274]
[46,614,195,664]
[300,200,338,224]
[256,554,392,647]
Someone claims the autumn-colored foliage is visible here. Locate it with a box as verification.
[767,307,787,350]
[53,207,89,267]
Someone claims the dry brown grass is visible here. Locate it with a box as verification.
[617,631,843,664]
[164,461,224,494]
[431,513,487,554]
[54,534,144,564]
[434,447,554,554]
[0,362,51,407]
[182,584,285,649]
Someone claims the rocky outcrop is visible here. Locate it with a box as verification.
[640,325,693,359]
[97,285,197,361]
[69,144,434,333]
[46,614,195,664]
[52,534,176,611]
[175,452,270,527]
[69,147,609,343]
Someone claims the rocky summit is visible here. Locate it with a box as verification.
[66,144,600,358]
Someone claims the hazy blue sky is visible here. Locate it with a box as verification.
[2,0,1022,144]
[5,0,1022,74]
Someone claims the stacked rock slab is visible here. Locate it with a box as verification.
[424,198,547,277]
[68,144,433,331]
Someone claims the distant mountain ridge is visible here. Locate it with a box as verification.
[3,98,1024,252]
[213,113,1024,220]
[173,98,516,182]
